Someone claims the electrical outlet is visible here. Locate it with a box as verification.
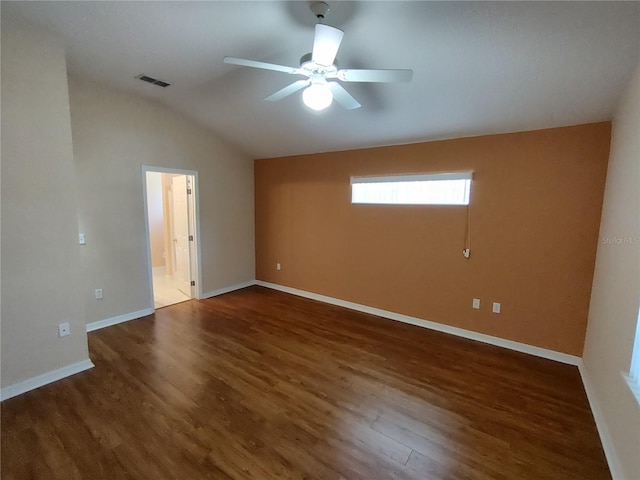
[492,302,501,314]
[463,248,470,258]
[58,323,70,337]
[472,298,480,309]
[78,233,86,245]
[276,263,281,271]
[95,288,103,300]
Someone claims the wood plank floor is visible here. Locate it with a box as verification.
[1,286,610,479]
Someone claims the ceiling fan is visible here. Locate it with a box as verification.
[223,2,413,111]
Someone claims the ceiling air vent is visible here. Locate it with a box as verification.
[136,74,171,88]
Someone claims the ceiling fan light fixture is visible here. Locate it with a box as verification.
[224,1,413,112]
[302,83,333,111]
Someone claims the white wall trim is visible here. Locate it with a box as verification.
[86,281,257,333]
[201,280,257,299]
[1,281,619,476]
[1,359,94,401]
[578,360,625,480]
[86,308,155,332]
[256,281,580,366]
[256,281,631,475]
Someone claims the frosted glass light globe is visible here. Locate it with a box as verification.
[302,84,333,111]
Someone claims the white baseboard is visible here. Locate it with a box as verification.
[86,308,155,332]
[255,281,581,366]
[257,281,629,474]
[0,280,619,477]
[0,359,94,401]
[577,361,624,480]
[201,280,257,300]
[86,281,257,333]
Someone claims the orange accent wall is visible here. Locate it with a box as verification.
[255,123,611,356]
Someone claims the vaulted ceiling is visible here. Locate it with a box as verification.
[5,1,639,159]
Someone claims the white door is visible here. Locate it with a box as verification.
[171,175,192,296]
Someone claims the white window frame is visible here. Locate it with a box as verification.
[351,172,472,206]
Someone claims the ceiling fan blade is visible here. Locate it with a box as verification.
[224,57,302,75]
[327,82,361,110]
[312,24,344,66]
[265,79,311,102]
[337,69,414,83]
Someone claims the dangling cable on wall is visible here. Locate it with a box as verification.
[463,175,472,259]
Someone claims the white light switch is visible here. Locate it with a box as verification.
[79,233,86,245]
[58,323,70,337]
[472,298,480,309]
[276,263,281,271]
[492,302,501,314]
[95,288,103,300]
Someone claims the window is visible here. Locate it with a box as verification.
[627,308,640,404]
[351,172,472,206]
[631,310,640,382]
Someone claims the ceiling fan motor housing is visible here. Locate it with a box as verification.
[299,52,338,77]
[311,2,330,20]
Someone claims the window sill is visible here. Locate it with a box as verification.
[621,372,640,406]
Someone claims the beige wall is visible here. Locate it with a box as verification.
[255,123,611,356]
[1,13,90,387]
[583,66,640,479]
[68,76,255,325]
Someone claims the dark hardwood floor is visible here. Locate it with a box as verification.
[1,286,610,479]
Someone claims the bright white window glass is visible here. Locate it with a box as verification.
[351,172,472,205]
[624,308,640,405]
[630,309,640,383]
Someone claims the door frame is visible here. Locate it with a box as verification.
[141,165,202,308]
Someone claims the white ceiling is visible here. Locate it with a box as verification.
[5,1,639,159]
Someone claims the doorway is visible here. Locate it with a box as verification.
[143,167,200,309]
